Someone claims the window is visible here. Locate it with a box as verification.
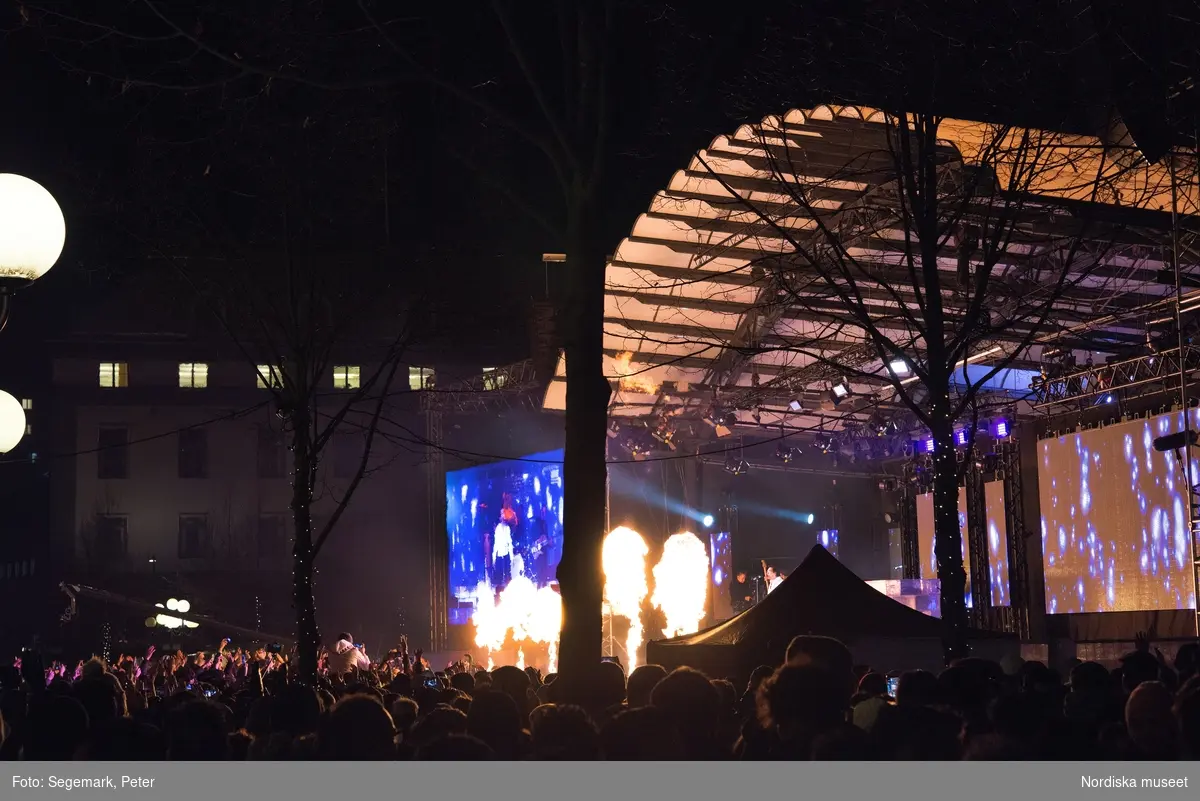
[409,366,434,391]
[94,515,128,562]
[24,424,31,436]
[177,515,211,559]
[482,367,507,391]
[97,427,129,479]
[99,362,128,388]
[20,398,31,410]
[333,365,361,390]
[257,424,287,479]
[331,433,362,479]
[257,514,288,562]
[179,363,209,389]
[178,427,209,479]
[256,364,283,389]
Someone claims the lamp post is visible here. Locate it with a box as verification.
[0,173,66,331]
[0,173,66,455]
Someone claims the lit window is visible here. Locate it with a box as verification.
[482,367,507,391]
[25,424,32,436]
[99,363,128,388]
[333,365,361,390]
[256,365,283,389]
[20,398,31,410]
[179,363,209,389]
[409,366,434,391]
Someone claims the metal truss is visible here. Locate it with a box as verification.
[419,359,542,414]
[899,462,921,579]
[1032,345,1200,410]
[999,441,1030,639]
[965,466,992,631]
[423,406,448,651]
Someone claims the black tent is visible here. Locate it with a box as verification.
[645,545,1016,681]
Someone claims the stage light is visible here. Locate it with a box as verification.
[724,456,749,476]
[176,599,191,614]
[1153,429,1198,452]
[954,429,969,447]
[702,514,715,528]
[788,397,802,411]
[921,438,936,454]
[805,513,815,525]
[992,419,1011,439]
[888,359,910,377]
[166,598,180,611]
[830,380,850,403]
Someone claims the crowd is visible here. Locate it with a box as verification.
[1,631,1198,760]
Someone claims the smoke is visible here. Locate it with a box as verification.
[651,531,710,637]
[602,526,650,670]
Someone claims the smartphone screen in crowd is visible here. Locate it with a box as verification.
[887,677,899,696]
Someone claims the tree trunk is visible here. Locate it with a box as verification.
[555,201,610,703]
[930,421,970,664]
[291,410,321,682]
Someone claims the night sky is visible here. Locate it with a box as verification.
[0,1,1180,362]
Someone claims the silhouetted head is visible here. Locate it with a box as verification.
[319,695,397,761]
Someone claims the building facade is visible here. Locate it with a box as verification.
[39,331,517,650]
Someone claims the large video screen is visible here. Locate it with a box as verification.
[446,450,564,625]
[917,488,972,608]
[1039,412,1197,614]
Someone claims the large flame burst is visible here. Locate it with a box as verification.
[471,575,562,673]
[602,525,650,670]
[471,526,709,672]
[651,531,710,637]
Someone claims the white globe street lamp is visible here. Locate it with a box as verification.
[0,390,26,453]
[0,173,66,330]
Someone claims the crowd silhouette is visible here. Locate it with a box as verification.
[2,633,1198,760]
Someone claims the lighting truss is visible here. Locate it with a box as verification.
[419,359,542,414]
[1031,345,1200,409]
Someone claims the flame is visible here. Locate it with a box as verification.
[470,575,562,671]
[516,648,526,670]
[651,531,710,637]
[611,351,661,395]
[487,655,495,671]
[603,525,650,670]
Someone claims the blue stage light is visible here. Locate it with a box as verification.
[954,429,969,447]
[702,514,715,528]
[992,419,1010,438]
[922,438,936,453]
[805,513,815,525]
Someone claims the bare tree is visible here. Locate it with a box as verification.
[609,105,1178,659]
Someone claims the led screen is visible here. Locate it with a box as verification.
[710,529,732,619]
[819,529,840,559]
[917,488,972,608]
[1039,412,1197,614]
[985,481,1011,607]
[446,450,564,625]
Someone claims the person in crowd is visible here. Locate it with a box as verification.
[761,560,783,594]
[327,634,371,676]
[4,629,1198,762]
[730,570,753,614]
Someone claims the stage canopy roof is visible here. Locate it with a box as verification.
[543,105,1200,452]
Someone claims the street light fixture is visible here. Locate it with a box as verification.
[0,173,66,331]
[0,390,26,453]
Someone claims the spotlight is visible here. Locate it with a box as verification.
[828,380,850,404]
[176,599,191,614]
[814,433,833,453]
[920,438,936,454]
[776,442,798,463]
[1153,430,1198,452]
[888,358,911,377]
[992,419,1011,439]
[804,513,815,525]
[724,456,749,476]
[702,514,715,528]
[788,397,803,412]
[166,598,180,612]
[954,429,969,447]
